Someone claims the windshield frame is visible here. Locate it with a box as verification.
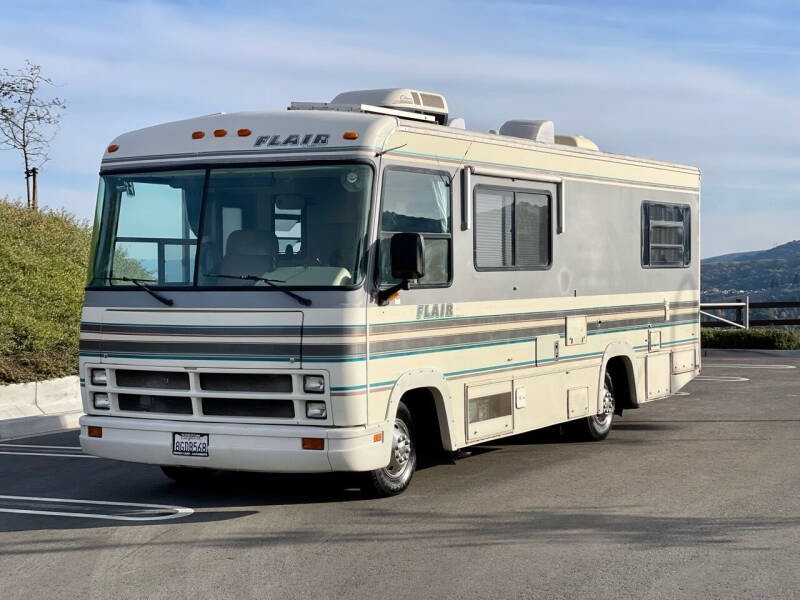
[87,159,377,292]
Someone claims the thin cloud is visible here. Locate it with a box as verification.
[0,0,797,258]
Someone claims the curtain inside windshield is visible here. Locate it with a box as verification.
[89,165,373,288]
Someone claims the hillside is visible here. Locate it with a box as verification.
[703,239,800,265]
[0,199,91,383]
[702,240,800,293]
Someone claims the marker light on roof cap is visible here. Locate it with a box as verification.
[107,144,119,153]
[213,129,227,137]
[237,128,251,137]
[191,131,205,139]
[343,131,359,140]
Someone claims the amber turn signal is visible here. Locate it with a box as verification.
[302,437,324,450]
[237,128,252,137]
[191,131,205,139]
[88,426,103,438]
[343,131,359,140]
[373,432,383,443]
[107,144,119,153]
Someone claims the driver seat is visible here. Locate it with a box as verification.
[219,229,278,280]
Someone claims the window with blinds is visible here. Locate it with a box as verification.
[641,202,691,268]
[474,187,551,270]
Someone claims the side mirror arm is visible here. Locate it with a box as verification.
[376,280,411,306]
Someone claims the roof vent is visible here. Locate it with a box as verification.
[290,88,449,124]
[499,120,554,144]
[555,134,599,151]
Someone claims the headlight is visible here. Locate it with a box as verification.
[91,369,108,385]
[93,393,111,410]
[303,375,325,394]
[306,401,327,419]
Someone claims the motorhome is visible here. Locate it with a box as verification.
[79,88,701,495]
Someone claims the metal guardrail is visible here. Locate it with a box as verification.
[700,296,800,329]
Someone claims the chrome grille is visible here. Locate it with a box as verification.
[116,370,190,390]
[201,398,294,418]
[84,365,330,425]
[119,394,192,415]
[199,373,291,393]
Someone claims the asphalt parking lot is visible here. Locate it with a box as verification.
[1,351,798,600]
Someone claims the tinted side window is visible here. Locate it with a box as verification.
[642,202,690,267]
[378,169,452,286]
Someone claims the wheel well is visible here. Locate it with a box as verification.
[399,387,446,467]
[605,356,637,411]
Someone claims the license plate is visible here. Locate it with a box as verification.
[172,432,209,457]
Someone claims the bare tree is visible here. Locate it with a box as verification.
[0,61,66,211]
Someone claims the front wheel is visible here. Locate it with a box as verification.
[568,371,616,441]
[361,402,417,497]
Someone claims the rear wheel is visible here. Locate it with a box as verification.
[160,465,211,483]
[361,402,417,497]
[568,371,616,441]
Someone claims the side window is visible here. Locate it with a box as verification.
[641,202,690,267]
[378,168,452,286]
[274,201,304,257]
[474,187,551,270]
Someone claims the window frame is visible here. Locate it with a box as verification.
[472,184,553,272]
[87,159,376,292]
[640,201,691,269]
[376,165,454,289]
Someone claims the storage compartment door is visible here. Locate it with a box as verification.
[466,381,513,442]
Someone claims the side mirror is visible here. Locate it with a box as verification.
[378,233,425,305]
[390,232,425,281]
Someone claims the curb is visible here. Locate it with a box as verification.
[0,411,82,441]
[0,375,83,440]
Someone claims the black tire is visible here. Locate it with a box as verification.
[567,371,616,441]
[361,402,417,497]
[160,465,211,484]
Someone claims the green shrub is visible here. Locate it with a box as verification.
[0,199,91,383]
[701,327,800,350]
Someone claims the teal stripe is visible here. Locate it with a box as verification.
[80,332,698,370]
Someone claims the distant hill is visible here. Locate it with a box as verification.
[702,240,800,324]
[703,240,800,264]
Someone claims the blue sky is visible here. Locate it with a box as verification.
[0,0,798,257]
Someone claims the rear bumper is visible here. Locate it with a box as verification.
[79,415,391,473]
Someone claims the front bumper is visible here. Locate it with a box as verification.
[79,415,391,473]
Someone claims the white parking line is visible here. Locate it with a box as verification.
[704,364,796,369]
[0,495,194,521]
[695,375,750,382]
[0,444,82,449]
[0,451,97,459]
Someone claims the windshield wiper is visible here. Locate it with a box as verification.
[203,273,312,306]
[98,276,174,306]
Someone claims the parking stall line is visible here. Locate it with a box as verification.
[0,495,194,521]
[0,451,97,459]
[0,444,83,450]
[703,364,796,369]
[694,375,750,382]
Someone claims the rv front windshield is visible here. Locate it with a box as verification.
[88,164,374,289]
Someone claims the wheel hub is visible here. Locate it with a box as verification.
[384,419,412,480]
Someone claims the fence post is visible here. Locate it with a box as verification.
[736,298,743,328]
[745,295,750,329]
